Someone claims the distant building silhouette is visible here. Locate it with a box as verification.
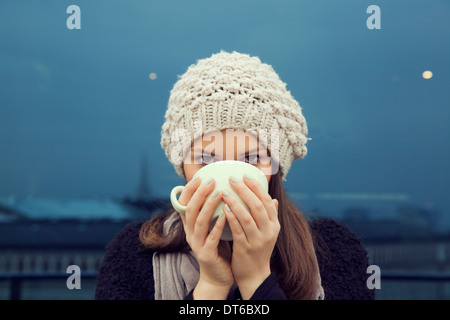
[136,153,151,200]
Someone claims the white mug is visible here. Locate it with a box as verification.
[170,160,269,241]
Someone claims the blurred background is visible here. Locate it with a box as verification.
[1,0,449,300]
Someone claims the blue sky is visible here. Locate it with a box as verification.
[0,0,449,226]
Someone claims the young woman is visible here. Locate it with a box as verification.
[95,51,374,300]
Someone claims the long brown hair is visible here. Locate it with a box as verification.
[139,169,321,300]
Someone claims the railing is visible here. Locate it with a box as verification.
[381,271,450,281]
[0,271,98,300]
[364,241,450,270]
[1,237,450,299]
[2,271,450,300]
[376,271,450,300]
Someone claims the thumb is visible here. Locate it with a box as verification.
[273,199,279,211]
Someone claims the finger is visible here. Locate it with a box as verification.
[273,199,279,213]
[203,211,226,249]
[222,191,259,241]
[178,178,201,228]
[243,176,278,222]
[178,177,201,207]
[228,177,269,230]
[185,179,216,234]
[195,191,223,242]
[223,204,248,243]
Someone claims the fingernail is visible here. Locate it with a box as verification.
[205,177,214,185]
[224,204,231,212]
[222,189,229,197]
[243,174,254,180]
[212,190,220,198]
[229,175,240,183]
[192,176,200,183]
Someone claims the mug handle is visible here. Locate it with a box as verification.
[170,185,187,214]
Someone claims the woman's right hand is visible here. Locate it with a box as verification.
[177,177,234,300]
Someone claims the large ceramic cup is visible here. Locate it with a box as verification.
[170,160,269,241]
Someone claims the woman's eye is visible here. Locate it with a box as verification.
[245,154,260,164]
[197,155,215,165]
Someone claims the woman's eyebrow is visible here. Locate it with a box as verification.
[193,147,215,156]
[192,147,263,156]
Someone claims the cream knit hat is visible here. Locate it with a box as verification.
[160,51,309,181]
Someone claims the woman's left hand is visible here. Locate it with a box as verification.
[222,175,280,300]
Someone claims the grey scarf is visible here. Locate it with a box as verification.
[152,212,324,300]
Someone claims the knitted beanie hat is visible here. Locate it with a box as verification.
[160,51,309,181]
